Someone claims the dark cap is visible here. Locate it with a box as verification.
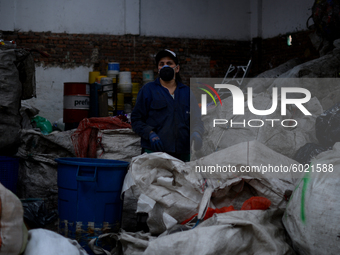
[155,49,179,66]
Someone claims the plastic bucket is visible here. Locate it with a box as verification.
[95,76,107,83]
[119,72,131,84]
[143,70,154,81]
[100,77,112,85]
[132,92,138,107]
[107,70,119,77]
[88,71,100,84]
[0,156,19,194]
[116,93,124,110]
[63,82,90,124]
[108,62,120,72]
[55,157,129,253]
[101,77,113,92]
[118,83,132,93]
[132,83,140,93]
[143,70,154,83]
[107,62,119,78]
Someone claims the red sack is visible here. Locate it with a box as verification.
[71,117,131,158]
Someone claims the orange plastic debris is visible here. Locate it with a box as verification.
[241,196,271,210]
[181,197,271,225]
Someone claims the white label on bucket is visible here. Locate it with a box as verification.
[64,95,90,109]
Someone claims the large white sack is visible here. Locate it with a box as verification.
[144,209,295,255]
[96,128,141,162]
[0,183,28,255]
[23,229,87,255]
[278,40,340,80]
[198,93,322,160]
[88,230,156,255]
[123,152,202,235]
[245,58,302,93]
[123,141,298,235]
[93,129,141,232]
[270,41,340,109]
[283,142,340,255]
[190,140,300,209]
[268,77,340,112]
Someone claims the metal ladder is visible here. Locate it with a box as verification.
[217,59,252,98]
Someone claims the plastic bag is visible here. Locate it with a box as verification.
[293,143,330,165]
[31,116,52,135]
[240,196,271,210]
[21,199,58,229]
[23,229,88,255]
[315,102,340,147]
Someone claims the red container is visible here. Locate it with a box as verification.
[63,82,90,123]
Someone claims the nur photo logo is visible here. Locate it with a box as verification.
[199,83,312,128]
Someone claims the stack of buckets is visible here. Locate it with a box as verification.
[88,63,120,116]
[87,66,147,115]
[118,71,132,94]
[118,72,133,114]
[107,63,120,115]
[107,62,120,78]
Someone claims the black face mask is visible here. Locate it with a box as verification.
[159,65,176,81]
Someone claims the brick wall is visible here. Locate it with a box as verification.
[2,30,320,84]
[2,31,250,85]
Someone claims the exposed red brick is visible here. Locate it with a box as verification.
[1,30,320,85]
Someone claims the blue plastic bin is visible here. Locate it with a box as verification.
[0,156,19,194]
[55,157,129,253]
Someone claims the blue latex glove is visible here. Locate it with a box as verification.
[149,132,164,152]
[191,132,202,151]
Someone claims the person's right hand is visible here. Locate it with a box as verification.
[149,132,164,152]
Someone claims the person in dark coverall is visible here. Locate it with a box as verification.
[131,49,204,162]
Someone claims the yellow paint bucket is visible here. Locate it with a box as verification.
[89,71,100,84]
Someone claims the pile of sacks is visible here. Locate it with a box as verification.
[93,40,340,254]
[92,141,299,254]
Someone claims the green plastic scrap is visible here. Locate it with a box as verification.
[32,116,53,135]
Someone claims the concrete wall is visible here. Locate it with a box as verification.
[261,0,314,38]
[0,0,250,40]
[140,0,250,40]
[27,66,92,123]
[0,0,314,40]
[0,0,139,35]
[0,0,314,39]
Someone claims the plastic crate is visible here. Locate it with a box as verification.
[0,156,19,194]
